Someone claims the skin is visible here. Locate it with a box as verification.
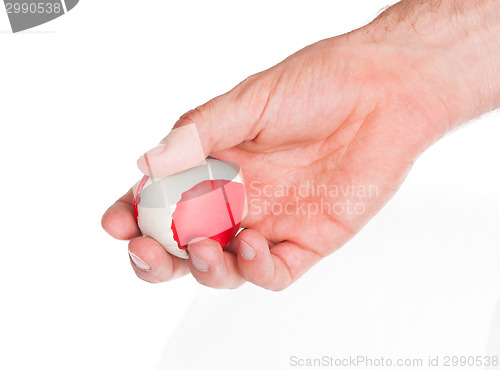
[102,0,500,291]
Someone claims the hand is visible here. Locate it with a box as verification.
[102,0,500,290]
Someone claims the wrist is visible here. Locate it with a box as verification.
[363,0,500,128]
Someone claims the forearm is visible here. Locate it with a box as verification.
[365,0,500,127]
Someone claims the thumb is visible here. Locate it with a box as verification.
[137,73,274,178]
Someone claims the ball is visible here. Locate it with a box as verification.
[133,158,247,259]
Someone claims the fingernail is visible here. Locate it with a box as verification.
[188,237,212,272]
[145,143,166,156]
[190,254,210,272]
[129,251,151,271]
[239,240,256,261]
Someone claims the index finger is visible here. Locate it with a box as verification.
[102,188,141,240]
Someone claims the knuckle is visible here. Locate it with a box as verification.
[191,267,230,289]
[133,267,173,284]
[176,104,211,127]
[135,271,161,284]
[193,275,223,289]
[270,283,289,292]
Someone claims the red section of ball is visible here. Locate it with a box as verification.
[134,175,149,221]
[171,179,245,250]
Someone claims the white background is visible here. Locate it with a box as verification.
[0,1,499,369]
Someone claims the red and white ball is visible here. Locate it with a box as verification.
[134,158,247,259]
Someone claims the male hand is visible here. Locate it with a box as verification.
[102,0,500,290]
